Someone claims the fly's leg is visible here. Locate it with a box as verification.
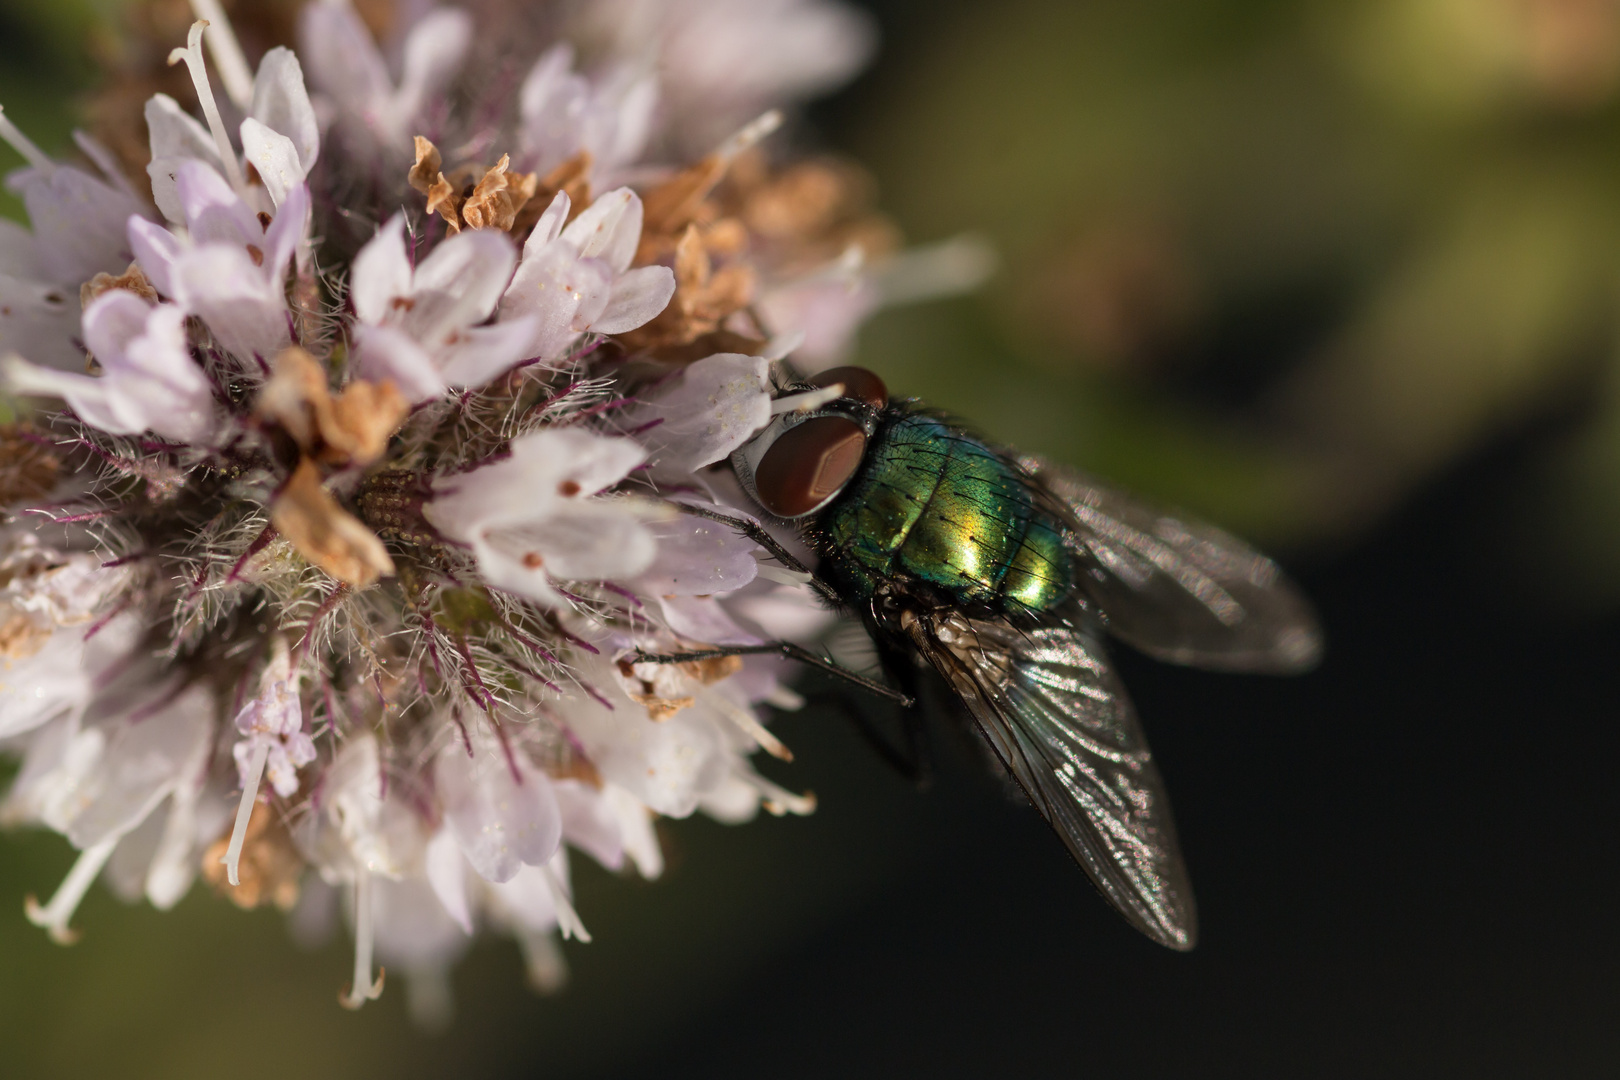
[632,643,914,708]
[665,502,841,606]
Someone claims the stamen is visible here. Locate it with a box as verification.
[168,21,247,193]
[770,383,843,415]
[737,767,817,816]
[703,688,793,762]
[539,862,592,943]
[221,740,269,886]
[340,871,386,1009]
[752,558,813,587]
[0,105,55,172]
[187,0,254,110]
[719,109,784,161]
[763,684,806,711]
[517,929,569,994]
[24,837,119,944]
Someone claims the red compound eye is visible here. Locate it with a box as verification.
[754,416,867,517]
[809,366,887,409]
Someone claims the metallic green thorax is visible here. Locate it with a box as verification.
[818,412,1073,614]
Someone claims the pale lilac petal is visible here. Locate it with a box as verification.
[240,119,304,208]
[492,503,657,582]
[508,427,649,498]
[659,594,759,646]
[352,322,447,403]
[66,688,212,849]
[637,352,772,472]
[350,216,413,326]
[80,288,149,367]
[3,356,131,434]
[435,740,562,884]
[521,191,571,256]
[561,187,643,273]
[591,264,675,334]
[297,0,392,117]
[553,779,624,872]
[638,508,760,596]
[9,166,142,284]
[250,47,320,173]
[435,316,540,389]
[500,239,611,360]
[564,701,726,819]
[395,9,475,125]
[171,245,291,363]
[0,217,39,276]
[0,273,79,371]
[425,827,473,934]
[261,181,309,283]
[409,228,518,342]
[371,875,470,971]
[485,862,559,932]
[175,161,260,249]
[144,94,221,225]
[126,217,182,298]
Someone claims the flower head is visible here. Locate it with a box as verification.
[0,0,955,1017]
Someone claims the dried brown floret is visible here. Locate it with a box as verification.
[257,347,408,467]
[79,264,160,309]
[271,458,396,588]
[0,425,60,508]
[461,154,540,232]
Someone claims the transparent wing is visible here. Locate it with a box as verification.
[1029,461,1322,674]
[900,612,1197,950]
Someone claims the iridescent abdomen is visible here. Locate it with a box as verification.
[819,413,1072,614]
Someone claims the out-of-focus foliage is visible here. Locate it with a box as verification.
[842,0,1620,605]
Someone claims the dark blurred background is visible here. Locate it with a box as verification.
[3,0,1620,1075]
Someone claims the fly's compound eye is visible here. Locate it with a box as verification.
[809,366,887,410]
[753,415,867,518]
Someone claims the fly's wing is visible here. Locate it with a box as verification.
[1028,461,1322,674]
[900,612,1197,950]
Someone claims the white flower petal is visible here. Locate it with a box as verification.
[176,160,261,249]
[561,187,643,273]
[66,687,212,850]
[490,503,657,583]
[296,0,392,124]
[0,272,79,371]
[425,827,473,934]
[409,228,518,342]
[126,217,183,298]
[553,779,623,872]
[638,507,761,596]
[500,238,612,360]
[249,46,320,174]
[171,244,290,363]
[590,264,676,335]
[240,119,304,208]
[352,323,447,403]
[350,215,413,326]
[144,94,222,225]
[521,191,571,256]
[9,165,144,285]
[434,316,540,390]
[636,352,772,472]
[436,739,562,884]
[395,8,475,127]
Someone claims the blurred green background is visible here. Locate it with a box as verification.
[5,0,1620,1075]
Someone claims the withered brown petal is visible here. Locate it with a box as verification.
[271,459,395,589]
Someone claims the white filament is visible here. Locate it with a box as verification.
[188,0,255,109]
[752,559,813,587]
[0,105,55,172]
[25,837,119,945]
[340,871,386,1009]
[719,109,783,160]
[703,688,792,762]
[168,21,248,193]
[221,740,269,887]
[540,862,592,943]
[738,767,817,816]
[770,383,844,415]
